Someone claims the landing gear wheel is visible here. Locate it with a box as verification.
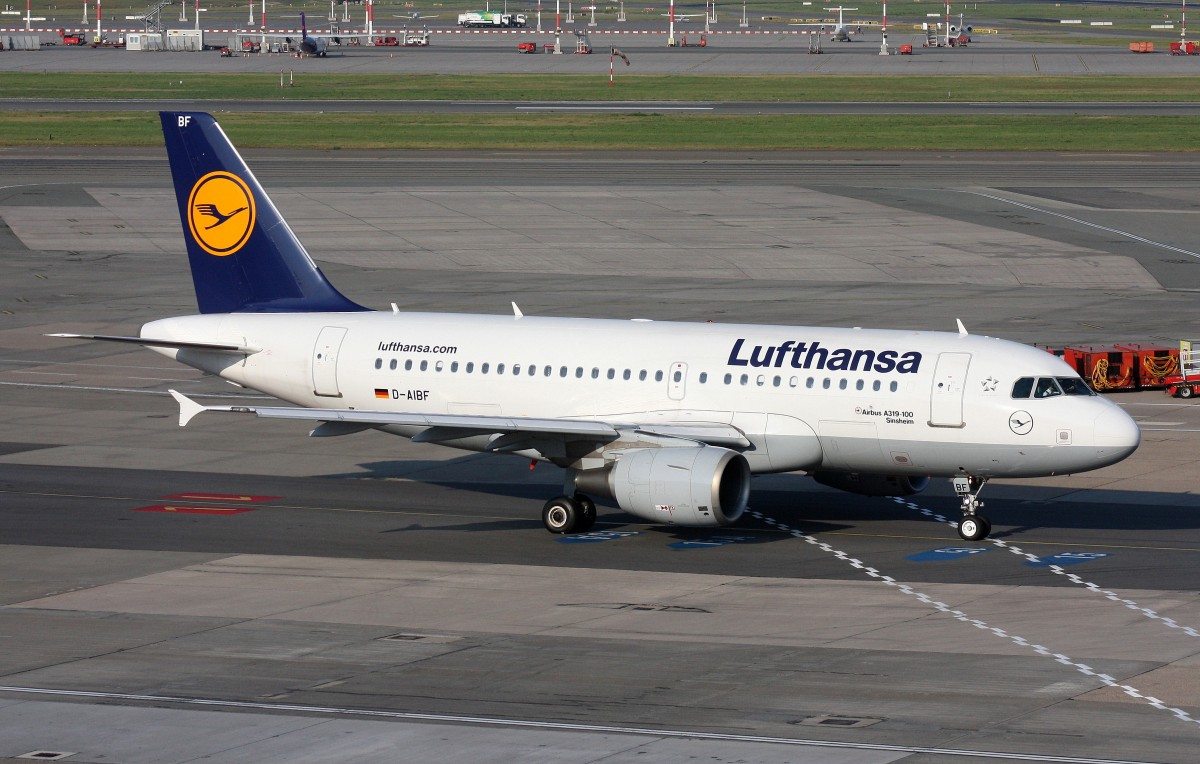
[1179,385,1195,400]
[573,493,597,533]
[958,515,992,542]
[542,496,581,534]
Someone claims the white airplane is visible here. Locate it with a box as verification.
[53,112,1141,542]
[791,6,861,41]
[250,12,330,55]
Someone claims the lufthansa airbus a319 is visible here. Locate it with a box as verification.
[53,112,1141,541]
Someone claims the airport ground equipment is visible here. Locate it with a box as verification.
[517,40,538,52]
[1054,343,1183,392]
[1163,341,1200,398]
[458,10,525,27]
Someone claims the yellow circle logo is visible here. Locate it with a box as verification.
[187,171,256,257]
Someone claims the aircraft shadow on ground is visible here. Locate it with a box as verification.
[326,459,1200,537]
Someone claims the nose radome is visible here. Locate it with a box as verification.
[1093,407,1141,462]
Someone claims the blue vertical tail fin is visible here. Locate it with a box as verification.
[160,111,367,314]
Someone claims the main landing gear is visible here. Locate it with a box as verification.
[952,475,991,541]
[541,493,597,534]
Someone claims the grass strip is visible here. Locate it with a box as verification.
[5,73,1200,102]
[4,111,1199,151]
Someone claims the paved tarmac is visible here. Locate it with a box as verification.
[4,30,1200,75]
[2,144,1200,763]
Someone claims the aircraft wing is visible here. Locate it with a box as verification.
[169,390,750,448]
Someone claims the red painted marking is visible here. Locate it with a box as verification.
[134,505,256,515]
[163,493,279,503]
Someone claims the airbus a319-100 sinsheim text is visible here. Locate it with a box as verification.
[53,112,1141,541]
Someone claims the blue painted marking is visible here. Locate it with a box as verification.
[556,530,640,544]
[667,535,756,550]
[1025,552,1110,568]
[907,546,991,562]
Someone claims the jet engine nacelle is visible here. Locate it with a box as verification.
[949,24,972,34]
[812,471,930,497]
[604,446,751,526]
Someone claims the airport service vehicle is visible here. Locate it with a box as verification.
[1164,349,1200,398]
[458,11,517,27]
[60,31,86,45]
[53,113,1141,542]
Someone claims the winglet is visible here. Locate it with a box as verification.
[512,301,524,319]
[956,318,968,336]
[170,389,207,427]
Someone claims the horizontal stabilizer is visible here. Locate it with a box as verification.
[49,333,260,354]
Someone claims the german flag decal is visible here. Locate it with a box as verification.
[375,388,389,399]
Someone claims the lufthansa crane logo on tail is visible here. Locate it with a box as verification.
[187,171,256,257]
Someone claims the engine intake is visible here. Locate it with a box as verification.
[596,446,751,526]
[812,472,930,497]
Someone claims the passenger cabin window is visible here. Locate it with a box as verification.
[466,362,474,373]
[389,359,397,370]
[724,373,732,385]
[374,359,382,370]
[420,360,428,371]
[699,372,708,384]
[639,370,648,381]
[655,371,664,382]
[405,360,413,371]
[673,370,683,383]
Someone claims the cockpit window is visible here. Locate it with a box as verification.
[1012,377,1034,399]
[1034,378,1063,398]
[1057,377,1095,396]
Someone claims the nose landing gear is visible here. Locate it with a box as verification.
[952,475,991,541]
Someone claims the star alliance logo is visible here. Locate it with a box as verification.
[981,376,999,392]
